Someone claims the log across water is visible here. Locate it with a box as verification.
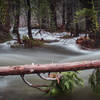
[0,60,100,76]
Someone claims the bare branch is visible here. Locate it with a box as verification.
[38,73,57,81]
[20,75,49,93]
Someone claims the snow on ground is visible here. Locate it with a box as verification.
[3,27,97,54]
[18,27,94,54]
[46,38,94,54]
[19,27,68,41]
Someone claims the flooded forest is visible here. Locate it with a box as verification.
[0,0,100,100]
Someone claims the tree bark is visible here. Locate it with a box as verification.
[0,60,100,76]
[13,0,21,44]
[62,0,65,25]
[4,0,11,33]
[48,0,57,30]
[26,0,33,39]
[0,0,11,42]
[66,0,74,33]
[85,0,94,33]
[74,0,80,36]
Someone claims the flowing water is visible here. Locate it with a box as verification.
[0,38,100,100]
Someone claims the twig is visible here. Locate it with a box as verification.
[20,74,49,93]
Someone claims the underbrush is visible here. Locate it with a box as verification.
[11,36,44,48]
[22,35,44,48]
[76,36,95,48]
[62,35,72,39]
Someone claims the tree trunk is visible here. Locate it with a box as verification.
[75,23,79,36]
[66,0,74,33]
[75,0,80,36]
[26,0,33,39]
[85,0,94,33]
[62,0,65,25]
[85,0,97,35]
[4,0,11,33]
[0,60,100,76]
[49,0,57,30]
[13,0,21,44]
[0,0,11,42]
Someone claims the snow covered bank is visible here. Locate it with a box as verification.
[2,27,98,54]
[18,28,96,54]
[19,27,68,41]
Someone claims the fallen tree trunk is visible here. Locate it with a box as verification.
[0,60,100,76]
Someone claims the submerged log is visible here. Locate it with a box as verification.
[0,60,100,76]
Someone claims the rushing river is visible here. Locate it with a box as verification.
[0,38,100,100]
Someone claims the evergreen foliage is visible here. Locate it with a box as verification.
[48,72,84,96]
[89,69,100,93]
